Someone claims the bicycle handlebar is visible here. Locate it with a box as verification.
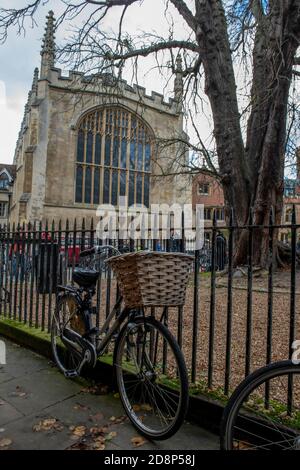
[79,245,121,258]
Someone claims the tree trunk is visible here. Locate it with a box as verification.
[194,0,299,267]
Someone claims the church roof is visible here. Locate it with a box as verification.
[0,164,16,179]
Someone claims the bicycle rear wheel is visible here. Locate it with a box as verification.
[221,361,300,450]
[114,316,189,440]
[51,293,86,376]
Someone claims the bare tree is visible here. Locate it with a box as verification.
[0,0,299,266]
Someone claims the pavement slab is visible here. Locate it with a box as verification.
[0,336,219,450]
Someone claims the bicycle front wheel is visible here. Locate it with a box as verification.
[114,316,189,440]
[221,361,300,450]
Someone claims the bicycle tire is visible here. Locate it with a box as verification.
[113,316,189,440]
[221,360,300,450]
[51,293,86,376]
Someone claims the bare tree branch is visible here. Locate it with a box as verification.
[169,0,196,31]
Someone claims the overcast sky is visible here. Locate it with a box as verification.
[0,1,297,171]
[0,0,210,165]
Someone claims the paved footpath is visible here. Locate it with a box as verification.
[0,337,218,450]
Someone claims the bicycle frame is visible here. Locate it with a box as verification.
[95,296,130,355]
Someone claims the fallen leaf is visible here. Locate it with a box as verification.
[72,425,86,437]
[0,438,12,448]
[89,412,104,423]
[105,431,117,441]
[89,426,106,435]
[132,405,141,412]
[33,418,64,432]
[109,416,116,422]
[131,436,147,447]
[93,440,105,450]
[73,403,89,411]
[10,386,27,398]
[111,416,128,425]
[141,404,152,412]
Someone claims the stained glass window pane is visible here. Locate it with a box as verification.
[95,134,101,164]
[103,168,110,204]
[144,174,150,207]
[75,166,83,203]
[112,170,118,206]
[93,167,100,205]
[130,142,136,170]
[105,136,111,166]
[77,130,84,162]
[120,170,126,197]
[121,139,127,168]
[136,173,142,204]
[113,137,119,167]
[137,142,143,171]
[145,143,151,172]
[84,167,92,204]
[129,172,135,206]
[86,131,93,163]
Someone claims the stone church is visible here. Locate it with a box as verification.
[10,11,191,226]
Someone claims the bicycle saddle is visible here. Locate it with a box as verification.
[72,268,99,288]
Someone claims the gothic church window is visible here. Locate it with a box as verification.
[75,107,152,207]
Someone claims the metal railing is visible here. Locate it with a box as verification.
[0,208,299,402]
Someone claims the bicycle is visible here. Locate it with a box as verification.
[220,360,300,450]
[51,245,192,440]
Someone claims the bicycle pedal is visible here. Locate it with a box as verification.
[64,370,78,379]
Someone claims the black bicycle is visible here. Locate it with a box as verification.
[221,360,300,450]
[51,245,189,440]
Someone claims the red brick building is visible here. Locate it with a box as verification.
[192,172,225,225]
[192,148,300,244]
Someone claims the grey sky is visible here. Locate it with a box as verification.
[0,0,205,165]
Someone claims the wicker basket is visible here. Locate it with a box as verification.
[107,251,194,308]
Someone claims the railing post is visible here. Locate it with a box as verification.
[265,207,274,407]
[208,210,217,388]
[288,205,297,414]
[245,208,253,378]
[224,207,234,395]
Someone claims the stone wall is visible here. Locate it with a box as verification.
[10,67,191,225]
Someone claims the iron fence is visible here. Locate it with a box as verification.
[0,208,299,404]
